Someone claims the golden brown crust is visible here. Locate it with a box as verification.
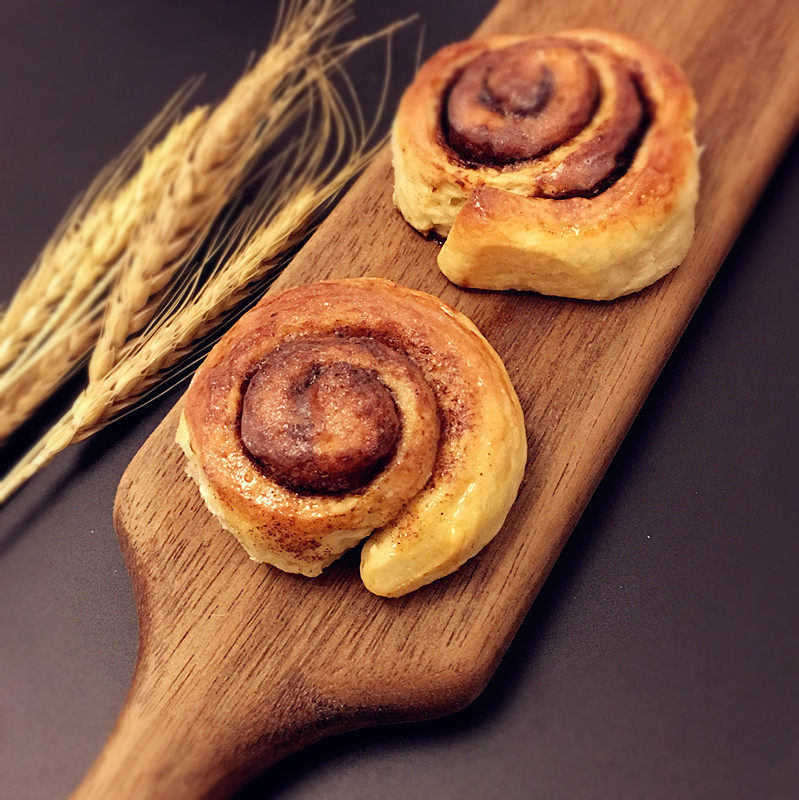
[178,278,527,596]
[392,30,700,300]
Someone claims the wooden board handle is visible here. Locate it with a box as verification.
[70,653,331,799]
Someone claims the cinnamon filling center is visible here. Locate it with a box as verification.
[241,348,400,494]
[448,43,599,163]
[444,39,648,197]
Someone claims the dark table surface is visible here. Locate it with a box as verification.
[1,1,797,798]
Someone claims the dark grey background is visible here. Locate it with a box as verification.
[1,1,797,798]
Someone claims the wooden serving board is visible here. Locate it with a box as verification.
[74,0,799,797]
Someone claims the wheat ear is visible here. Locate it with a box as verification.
[0,57,385,504]
[0,89,202,374]
[0,108,207,440]
[87,0,352,382]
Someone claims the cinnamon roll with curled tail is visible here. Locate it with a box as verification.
[392,30,700,300]
[177,278,527,597]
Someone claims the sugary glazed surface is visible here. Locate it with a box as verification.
[392,29,700,300]
[178,278,527,597]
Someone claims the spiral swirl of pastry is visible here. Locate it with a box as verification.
[177,278,527,597]
[392,30,699,300]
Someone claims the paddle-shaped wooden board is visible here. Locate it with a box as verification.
[74,0,798,797]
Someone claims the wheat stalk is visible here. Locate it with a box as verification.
[0,37,390,504]
[87,0,352,382]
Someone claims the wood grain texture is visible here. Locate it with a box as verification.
[73,0,799,797]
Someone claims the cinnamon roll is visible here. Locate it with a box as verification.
[392,30,700,300]
[177,278,527,597]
